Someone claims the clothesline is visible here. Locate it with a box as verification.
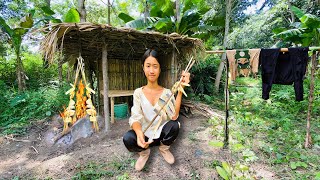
[206,47,318,148]
[206,47,320,54]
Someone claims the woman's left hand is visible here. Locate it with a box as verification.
[181,70,190,84]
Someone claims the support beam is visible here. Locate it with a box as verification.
[171,49,177,87]
[96,59,100,114]
[102,45,110,131]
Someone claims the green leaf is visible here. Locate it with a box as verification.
[154,18,172,32]
[13,28,28,36]
[236,163,249,171]
[20,14,34,28]
[315,172,320,180]
[209,141,224,148]
[297,161,308,168]
[64,8,80,23]
[290,6,305,19]
[300,14,320,29]
[290,162,297,170]
[118,12,134,23]
[232,143,245,152]
[29,9,36,16]
[45,111,52,116]
[216,166,229,180]
[51,18,62,23]
[221,162,232,176]
[125,17,159,30]
[0,16,14,37]
[272,27,287,34]
[41,6,55,16]
[10,94,27,107]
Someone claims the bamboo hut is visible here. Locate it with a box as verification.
[41,22,204,131]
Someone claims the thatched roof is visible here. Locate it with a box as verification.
[41,22,204,64]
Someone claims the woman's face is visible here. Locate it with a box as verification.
[143,56,160,83]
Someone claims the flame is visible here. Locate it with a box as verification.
[59,106,66,119]
[75,80,87,120]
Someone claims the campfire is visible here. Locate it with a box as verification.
[60,56,99,134]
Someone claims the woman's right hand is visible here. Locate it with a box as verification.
[136,131,152,148]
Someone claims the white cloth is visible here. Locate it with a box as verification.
[129,87,175,139]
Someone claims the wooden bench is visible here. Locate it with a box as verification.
[101,90,134,123]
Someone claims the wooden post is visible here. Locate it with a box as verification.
[305,51,316,148]
[171,49,177,87]
[111,97,115,124]
[102,45,110,131]
[96,59,100,114]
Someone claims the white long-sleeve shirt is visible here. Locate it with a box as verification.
[129,87,175,139]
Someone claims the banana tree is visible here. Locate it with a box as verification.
[273,6,320,46]
[0,12,34,91]
[118,0,217,36]
[273,6,320,148]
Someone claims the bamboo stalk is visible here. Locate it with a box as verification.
[305,51,316,148]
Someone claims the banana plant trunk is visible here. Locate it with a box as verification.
[78,0,86,22]
[16,50,26,91]
[214,0,232,92]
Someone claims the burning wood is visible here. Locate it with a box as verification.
[60,56,99,134]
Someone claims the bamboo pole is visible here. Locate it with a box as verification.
[206,47,320,54]
[171,49,177,87]
[96,59,100,114]
[102,44,110,131]
[305,51,316,148]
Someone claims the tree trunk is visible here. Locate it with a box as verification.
[176,0,180,22]
[107,0,111,25]
[144,1,150,22]
[46,0,50,8]
[78,0,86,22]
[214,0,232,92]
[305,51,316,148]
[288,1,295,23]
[16,51,26,91]
[58,59,63,84]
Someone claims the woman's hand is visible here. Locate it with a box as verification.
[181,70,190,85]
[136,131,152,148]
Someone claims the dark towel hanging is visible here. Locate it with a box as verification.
[260,47,309,101]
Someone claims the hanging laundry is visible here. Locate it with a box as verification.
[260,47,309,101]
[226,49,261,81]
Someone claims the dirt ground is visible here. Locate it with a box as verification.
[0,111,232,179]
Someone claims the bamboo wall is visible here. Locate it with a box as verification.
[95,52,178,113]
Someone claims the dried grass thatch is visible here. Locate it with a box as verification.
[41,22,204,64]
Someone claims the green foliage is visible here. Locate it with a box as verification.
[64,8,80,23]
[72,158,135,179]
[190,55,221,95]
[0,52,69,135]
[0,12,34,54]
[120,0,213,36]
[0,82,69,135]
[72,162,115,180]
[118,12,135,23]
[274,6,320,46]
[208,140,224,148]
[215,161,250,180]
[227,76,320,179]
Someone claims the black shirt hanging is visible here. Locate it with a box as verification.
[260,47,309,101]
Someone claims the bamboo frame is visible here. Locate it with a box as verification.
[102,44,110,131]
